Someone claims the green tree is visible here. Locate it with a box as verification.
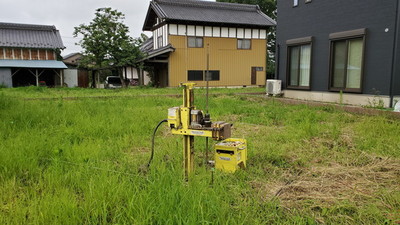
[217,0,276,78]
[73,7,142,87]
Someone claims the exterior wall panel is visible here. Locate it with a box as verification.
[277,0,398,95]
[0,68,12,87]
[0,48,55,60]
[168,35,266,87]
[22,49,30,59]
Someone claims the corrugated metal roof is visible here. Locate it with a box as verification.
[0,22,65,49]
[0,60,67,69]
[143,0,276,30]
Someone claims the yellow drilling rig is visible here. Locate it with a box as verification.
[149,82,247,178]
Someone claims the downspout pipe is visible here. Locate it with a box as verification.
[275,44,280,80]
[389,0,400,108]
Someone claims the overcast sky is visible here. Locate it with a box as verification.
[0,0,214,56]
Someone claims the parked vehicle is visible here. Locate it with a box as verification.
[104,76,122,89]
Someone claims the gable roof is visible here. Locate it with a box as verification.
[0,22,65,49]
[143,0,276,31]
[63,52,82,60]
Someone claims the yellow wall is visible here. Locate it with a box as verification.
[168,36,267,87]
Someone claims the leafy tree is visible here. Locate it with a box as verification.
[73,7,142,87]
[217,0,276,78]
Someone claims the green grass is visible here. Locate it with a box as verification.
[0,87,399,224]
[4,86,265,99]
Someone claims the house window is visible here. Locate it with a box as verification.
[330,37,364,92]
[158,36,163,48]
[188,37,203,48]
[287,43,312,89]
[205,70,220,81]
[294,0,299,6]
[188,70,220,81]
[238,39,251,49]
[305,0,311,3]
[188,70,203,81]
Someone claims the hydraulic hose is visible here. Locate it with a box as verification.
[147,119,168,169]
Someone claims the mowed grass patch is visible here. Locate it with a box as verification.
[0,88,399,224]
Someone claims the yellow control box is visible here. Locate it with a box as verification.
[214,138,247,172]
[167,107,180,129]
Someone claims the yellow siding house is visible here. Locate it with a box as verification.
[141,0,276,87]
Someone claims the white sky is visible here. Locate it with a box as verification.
[0,0,214,56]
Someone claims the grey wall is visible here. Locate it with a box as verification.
[0,68,12,87]
[277,0,398,95]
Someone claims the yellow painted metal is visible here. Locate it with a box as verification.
[170,83,244,176]
[167,107,180,129]
[171,128,213,138]
[181,83,195,175]
[183,135,194,177]
[215,138,247,172]
[169,36,267,87]
[182,82,195,107]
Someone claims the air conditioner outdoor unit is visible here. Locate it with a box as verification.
[266,79,282,96]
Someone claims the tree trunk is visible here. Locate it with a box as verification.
[91,70,96,88]
[118,67,127,88]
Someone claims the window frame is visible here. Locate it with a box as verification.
[188,70,220,81]
[205,70,220,81]
[187,36,203,48]
[293,0,299,7]
[328,29,366,93]
[285,36,313,90]
[187,70,204,81]
[237,39,251,50]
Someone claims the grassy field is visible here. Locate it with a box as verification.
[0,87,399,224]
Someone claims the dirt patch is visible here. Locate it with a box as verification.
[253,157,400,207]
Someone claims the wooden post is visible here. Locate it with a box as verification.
[35,69,39,86]
[61,69,64,87]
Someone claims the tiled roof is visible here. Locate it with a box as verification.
[138,37,175,62]
[0,22,65,49]
[143,0,276,30]
[140,37,154,53]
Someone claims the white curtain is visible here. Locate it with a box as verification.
[346,39,363,89]
[299,44,311,87]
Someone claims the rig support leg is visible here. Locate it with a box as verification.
[184,135,194,178]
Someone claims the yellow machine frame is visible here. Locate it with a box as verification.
[168,83,245,177]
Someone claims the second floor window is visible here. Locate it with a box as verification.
[158,36,163,48]
[238,39,251,49]
[188,37,203,48]
[294,0,298,6]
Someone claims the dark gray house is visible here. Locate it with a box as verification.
[276,0,400,107]
[0,22,67,87]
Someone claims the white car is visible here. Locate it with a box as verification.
[104,76,122,89]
